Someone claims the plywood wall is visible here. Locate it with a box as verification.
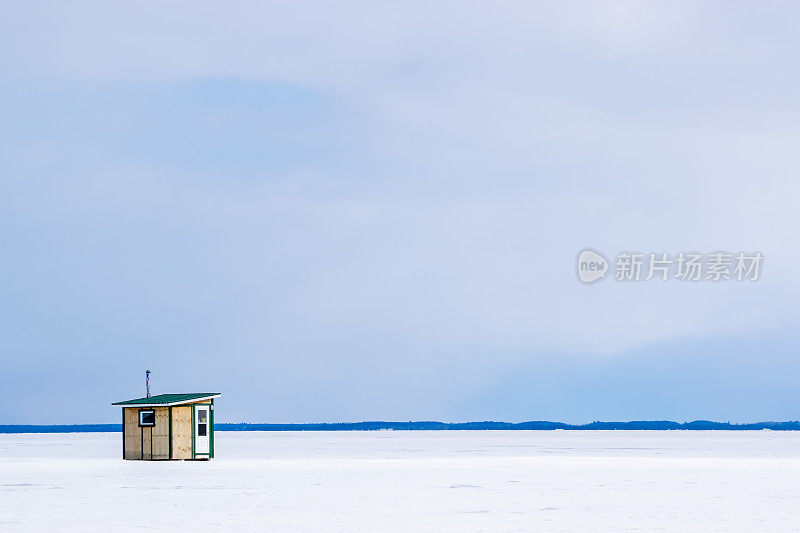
[152,407,170,459]
[123,408,142,460]
[172,406,193,460]
[142,426,152,459]
[123,406,168,460]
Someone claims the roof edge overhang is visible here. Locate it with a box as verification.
[111,394,221,407]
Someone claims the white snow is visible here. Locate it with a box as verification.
[2,430,800,531]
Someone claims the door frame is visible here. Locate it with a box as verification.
[191,401,214,459]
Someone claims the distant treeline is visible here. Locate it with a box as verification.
[4,420,800,433]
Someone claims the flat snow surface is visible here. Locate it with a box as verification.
[2,431,800,531]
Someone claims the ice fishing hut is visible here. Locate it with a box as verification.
[112,372,220,460]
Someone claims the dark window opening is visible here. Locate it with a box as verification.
[139,410,155,427]
[198,424,207,436]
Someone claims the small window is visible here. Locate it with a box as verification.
[139,410,155,427]
[197,408,208,436]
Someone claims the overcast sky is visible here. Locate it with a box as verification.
[2,2,800,424]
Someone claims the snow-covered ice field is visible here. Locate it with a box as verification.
[2,431,800,531]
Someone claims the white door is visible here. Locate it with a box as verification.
[195,405,210,455]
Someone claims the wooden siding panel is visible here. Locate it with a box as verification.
[123,408,142,460]
[142,426,152,460]
[172,406,193,459]
[152,407,170,459]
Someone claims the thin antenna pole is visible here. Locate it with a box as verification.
[146,370,151,398]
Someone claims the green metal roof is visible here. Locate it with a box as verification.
[112,393,221,406]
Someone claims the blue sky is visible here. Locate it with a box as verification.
[1,2,799,424]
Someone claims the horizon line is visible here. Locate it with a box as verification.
[3,420,800,434]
